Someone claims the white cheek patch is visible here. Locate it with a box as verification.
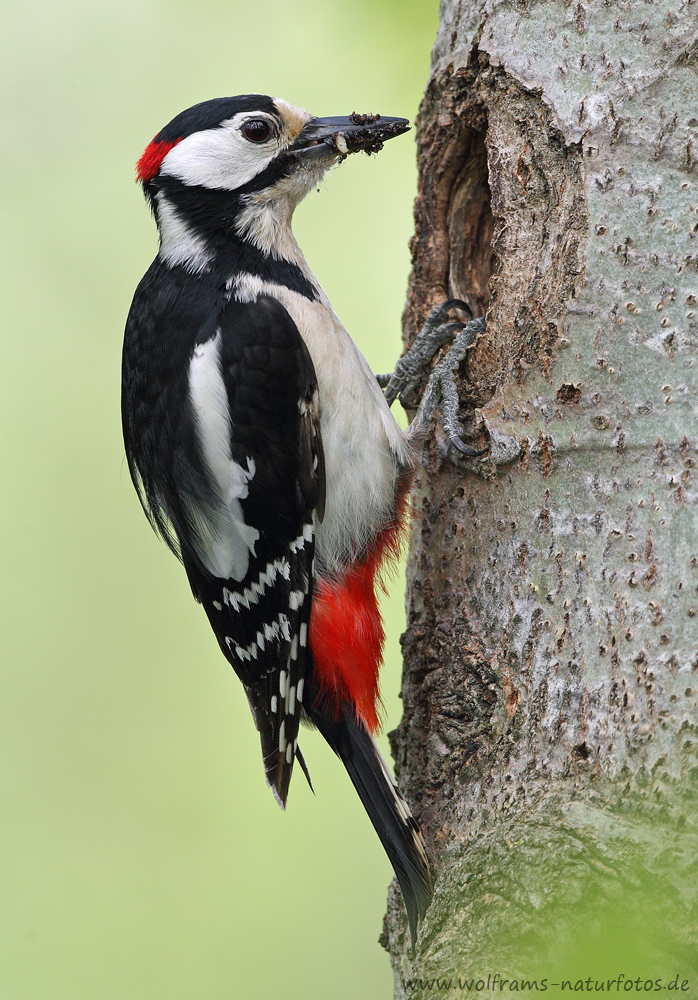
[160,115,279,191]
[188,332,259,579]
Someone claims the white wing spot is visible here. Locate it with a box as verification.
[223,588,239,611]
[279,670,287,698]
[290,636,299,661]
[289,525,312,554]
[270,695,277,714]
[289,686,296,715]
[286,744,293,764]
[228,612,292,661]
[223,558,292,613]
[279,721,286,753]
[289,590,305,610]
[299,623,308,647]
[225,636,259,662]
[297,679,304,704]
[212,600,222,611]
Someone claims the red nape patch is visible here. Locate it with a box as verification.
[136,138,182,183]
[309,474,413,734]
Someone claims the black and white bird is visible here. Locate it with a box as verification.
[122,93,485,941]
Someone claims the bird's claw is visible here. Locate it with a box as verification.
[378,299,473,409]
[379,301,487,459]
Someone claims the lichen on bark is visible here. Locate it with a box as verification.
[384,1,698,994]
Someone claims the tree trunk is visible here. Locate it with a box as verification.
[383,1,698,994]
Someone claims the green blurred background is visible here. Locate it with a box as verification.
[0,1,437,997]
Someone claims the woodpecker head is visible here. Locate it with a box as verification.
[136,95,410,271]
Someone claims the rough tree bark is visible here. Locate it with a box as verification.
[382,1,698,995]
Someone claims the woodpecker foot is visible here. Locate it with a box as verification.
[378,300,487,458]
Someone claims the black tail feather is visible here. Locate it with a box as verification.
[309,698,432,944]
[295,745,315,794]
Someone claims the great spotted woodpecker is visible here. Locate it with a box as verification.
[122,94,484,941]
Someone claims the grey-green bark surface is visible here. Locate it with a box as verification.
[383,1,698,995]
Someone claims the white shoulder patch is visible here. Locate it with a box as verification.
[188,332,259,579]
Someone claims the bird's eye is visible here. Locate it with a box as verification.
[241,119,272,143]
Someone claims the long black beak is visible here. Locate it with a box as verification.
[294,113,410,156]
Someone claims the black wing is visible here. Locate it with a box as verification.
[123,273,324,805]
[187,295,325,807]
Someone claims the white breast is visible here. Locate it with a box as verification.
[232,272,412,575]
